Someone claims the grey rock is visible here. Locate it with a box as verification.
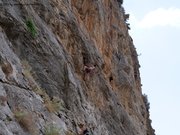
[0,0,155,135]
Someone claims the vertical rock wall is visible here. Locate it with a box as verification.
[0,0,154,135]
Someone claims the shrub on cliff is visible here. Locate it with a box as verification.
[117,0,123,4]
[65,131,76,135]
[14,110,37,133]
[44,97,64,113]
[0,95,8,106]
[25,19,36,37]
[142,94,150,111]
[44,123,62,135]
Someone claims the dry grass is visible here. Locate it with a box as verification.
[32,83,45,96]
[20,60,64,114]
[1,61,13,76]
[0,95,8,106]
[44,98,63,113]
[21,60,33,77]
[65,131,77,135]
[44,102,54,113]
[0,95,8,102]
[14,110,37,133]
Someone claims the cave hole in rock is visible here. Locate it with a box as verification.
[109,76,113,82]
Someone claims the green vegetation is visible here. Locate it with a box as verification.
[44,124,62,135]
[25,19,36,37]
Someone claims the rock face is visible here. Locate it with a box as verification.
[0,0,155,135]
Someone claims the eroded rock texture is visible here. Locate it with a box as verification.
[0,0,155,135]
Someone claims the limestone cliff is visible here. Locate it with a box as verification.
[0,0,155,135]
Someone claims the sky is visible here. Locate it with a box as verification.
[123,0,180,135]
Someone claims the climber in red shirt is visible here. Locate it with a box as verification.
[83,64,96,80]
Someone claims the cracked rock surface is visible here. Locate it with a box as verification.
[0,0,155,135]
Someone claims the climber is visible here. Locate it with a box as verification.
[79,123,90,135]
[83,64,97,80]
